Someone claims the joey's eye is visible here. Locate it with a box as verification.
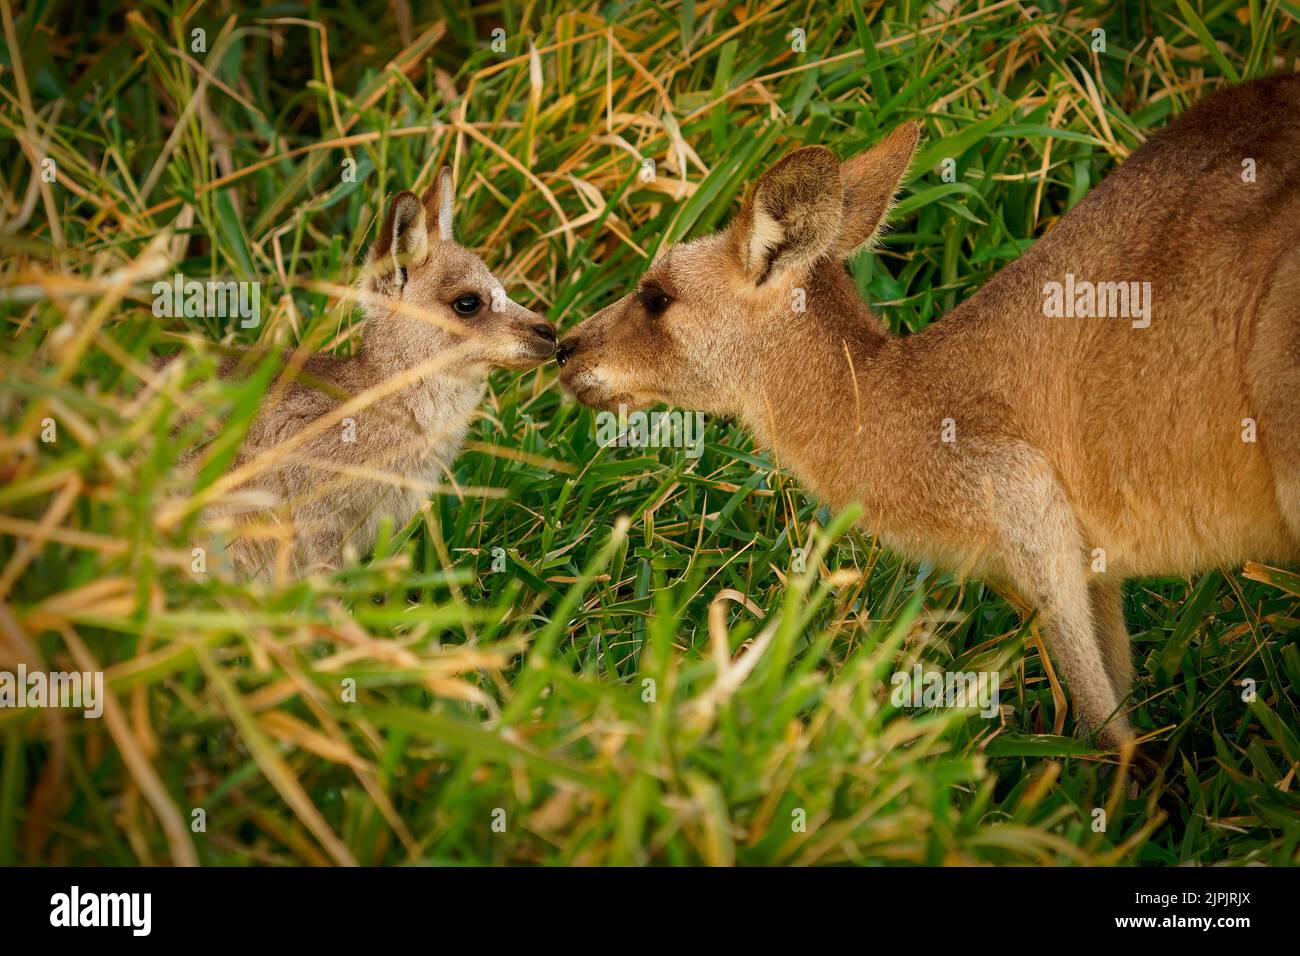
[452,294,482,315]
[639,289,671,316]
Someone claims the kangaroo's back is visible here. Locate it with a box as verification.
[915,74,1300,575]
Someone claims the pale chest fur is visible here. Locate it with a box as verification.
[227,375,486,576]
[347,378,485,556]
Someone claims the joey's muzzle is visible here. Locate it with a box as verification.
[511,313,558,366]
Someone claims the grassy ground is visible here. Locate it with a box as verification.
[1,0,1299,866]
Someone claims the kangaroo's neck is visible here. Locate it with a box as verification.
[735,264,925,515]
[362,311,450,372]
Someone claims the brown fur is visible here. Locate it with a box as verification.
[558,75,1300,750]
[162,169,556,578]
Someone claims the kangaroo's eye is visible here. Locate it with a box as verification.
[452,294,482,316]
[639,289,671,316]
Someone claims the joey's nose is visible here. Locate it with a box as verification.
[532,322,557,345]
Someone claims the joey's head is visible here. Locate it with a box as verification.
[557,123,920,414]
[361,169,556,373]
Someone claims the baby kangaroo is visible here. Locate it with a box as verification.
[165,169,556,577]
[558,75,1300,756]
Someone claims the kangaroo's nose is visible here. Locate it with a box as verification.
[555,337,576,367]
[532,322,557,345]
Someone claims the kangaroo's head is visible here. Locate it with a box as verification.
[557,124,920,414]
[360,169,556,373]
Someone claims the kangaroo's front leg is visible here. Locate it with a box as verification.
[984,445,1133,748]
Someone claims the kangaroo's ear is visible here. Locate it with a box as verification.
[735,146,843,284]
[834,122,921,257]
[420,167,456,242]
[366,190,429,295]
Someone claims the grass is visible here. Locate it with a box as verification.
[1,0,1299,866]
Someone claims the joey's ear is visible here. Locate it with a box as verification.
[834,122,921,257]
[420,167,456,242]
[735,146,843,284]
[367,191,429,294]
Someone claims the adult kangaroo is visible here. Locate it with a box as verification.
[556,75,1300,764]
